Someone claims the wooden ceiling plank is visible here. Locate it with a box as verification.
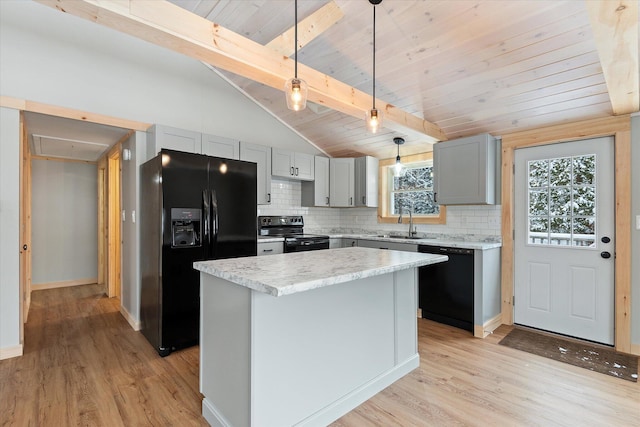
[585,0,639,114]
[35,0,445,143]
[266,0,344,57]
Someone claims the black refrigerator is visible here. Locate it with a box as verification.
[140,149,257,357]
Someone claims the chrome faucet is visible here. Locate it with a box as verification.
[398,206,416,237]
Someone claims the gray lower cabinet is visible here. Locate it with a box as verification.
[433,133,499,205]
[342,239,358,248]
[356,239,417,252]
[257,241,283,256]
[240,142,271,205]
[329,238,341,249]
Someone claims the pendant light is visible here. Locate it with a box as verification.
[366,0,383,133]
[393,137,405,177]
[285,0,307,111]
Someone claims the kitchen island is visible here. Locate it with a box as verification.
[194,247,447,427]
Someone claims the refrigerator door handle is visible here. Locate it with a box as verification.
[211,190,219,255]
[203,189,211,256]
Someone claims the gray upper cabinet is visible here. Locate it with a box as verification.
[330,158,355,207]
[240,142,272,205]
[272,148,314,181]
[301,156,330,207]
[433,133,498,205]
[355,156,379,207]
[147,124,202,158]
[202,134,239,160]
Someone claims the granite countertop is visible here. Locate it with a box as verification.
[327,234,502,250]
[194,247,447,297]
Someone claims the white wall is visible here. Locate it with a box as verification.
[0,107,21,358]
[31,160,98,285]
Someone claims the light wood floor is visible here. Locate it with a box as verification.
[1,285,638,426]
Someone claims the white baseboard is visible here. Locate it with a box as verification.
[32,277,97,291]
[120,305,141,331]
[0,344,23,360]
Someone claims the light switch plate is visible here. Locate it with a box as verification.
[122,209,126,222]
[132,210,136,224]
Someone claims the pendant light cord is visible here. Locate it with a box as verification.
[294,0,298,79]
[372,4,376,109]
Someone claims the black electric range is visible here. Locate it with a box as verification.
[258,216,330,252]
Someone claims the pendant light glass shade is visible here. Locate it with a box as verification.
[285,77,308,111]
[366,0,383,133]
[393,137,405,177]
[285,0,307,111]
[366,108,383,133]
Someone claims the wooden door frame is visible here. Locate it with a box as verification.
[18,112,32,337]
[500,115,632,354]
[1,96,150,329]
[107,147,122,299]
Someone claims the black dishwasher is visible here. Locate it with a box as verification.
[418,245,474,332]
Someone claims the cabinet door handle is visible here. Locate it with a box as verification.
[326,196,329,205]
[290,166,294,175]
[263,249,273,253]
[349,197,353,206]
[267,193,271,203]
[295,167,299,176]
[362,196,366,204]
[434,192,437,203]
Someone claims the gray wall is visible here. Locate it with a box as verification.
[120,131,146,328]
[0,107,21,355]
[631,114,639,347]
[31,160,98,285]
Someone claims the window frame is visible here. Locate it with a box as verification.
[377,152,446,224]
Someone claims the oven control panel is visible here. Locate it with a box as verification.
[259,216,304,227]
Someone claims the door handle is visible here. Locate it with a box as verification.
[290,166,294,176]
[600,251,611,259]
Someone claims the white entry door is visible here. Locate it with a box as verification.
[514,137,615,345]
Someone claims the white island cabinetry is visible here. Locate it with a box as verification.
[194,247,447,427]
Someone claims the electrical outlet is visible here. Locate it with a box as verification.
[488,217,500,226]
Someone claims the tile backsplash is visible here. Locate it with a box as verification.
[257,178,502,240]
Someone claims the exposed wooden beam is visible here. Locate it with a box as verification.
[585,0,639,114]
[34,0,446,143]
[266,0,344,57]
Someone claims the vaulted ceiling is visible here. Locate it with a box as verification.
[35,0,639,160]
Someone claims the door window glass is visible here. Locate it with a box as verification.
[527,154,596,247]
